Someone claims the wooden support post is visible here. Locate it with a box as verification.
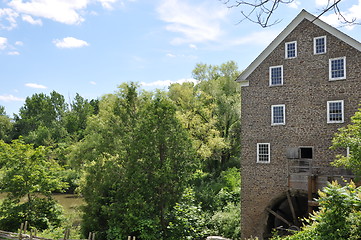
[127,237,131,240]
[286,191,297,225]
[266,207,292,227]
[88,232,92,240]
[24,221,28,233]
[132,237,136,240]
[307,175,313,214]
[18,223,24,240]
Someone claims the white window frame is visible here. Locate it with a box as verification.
[271,104,286,125]
[285,41,297,59]
[257,143,270,163]
[327,100,344,123]
[269,65,283,86]
[329,57,346,81]
[314,36,327,54]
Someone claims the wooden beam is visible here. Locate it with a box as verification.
[287,191,297,225]
[266,207,292,227]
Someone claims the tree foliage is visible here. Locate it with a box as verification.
[0,139,67,231]
[332,107,361,176]
[272,181,361,240]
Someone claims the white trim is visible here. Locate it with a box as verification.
[314,36,327,54]
[269,65,283,86]
[329,57,346,81]
[236,9,361,83]
[257,143,270,163]
[285,41,297,59]
[327,100,344,123]
[271,104,286,125]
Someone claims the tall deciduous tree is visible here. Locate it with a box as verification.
[75,83,196,239]
[0,105,12,142]
[0,139,67,231]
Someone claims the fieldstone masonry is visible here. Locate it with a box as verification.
[238,11,361,239]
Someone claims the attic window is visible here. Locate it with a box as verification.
[269,65,283,86]
[314,36,326,54]
[285,41,297,59]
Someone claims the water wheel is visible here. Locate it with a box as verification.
[264,191,309,238]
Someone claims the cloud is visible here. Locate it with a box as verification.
[22,14,42,25]
[0,94,25,102]
[157,0,228,45]
[189,44,197,49]
[90,81,97,85]
[25,83,47,89]
[0,37,8,50]
[53,37,89,48]
[288,1,301,9]
[6,0,125,26]
[166,53,176,58]
[8,51,20,55]
[230,30,279,46]
[141,78,198,88]
[0,8,18,30]
[15,41,23,46]
[318,0,361,29]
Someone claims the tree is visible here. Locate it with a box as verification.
[271,181,361,240]
[75,83,197,239]
[0,139,67,231]
[0,105,12,142]
[222,0,360,28]
[13,91,68,146]
[331,107,361,176]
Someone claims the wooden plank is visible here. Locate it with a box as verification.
[266,207,292,227]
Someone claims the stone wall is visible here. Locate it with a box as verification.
[240,19,361,239]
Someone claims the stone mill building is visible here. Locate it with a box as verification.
[237,10,361,239]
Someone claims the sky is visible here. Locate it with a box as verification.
[0,0,360,116]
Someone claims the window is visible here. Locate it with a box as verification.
[269,65,283,86]
[329,57,346,80]
[300,147,313,159]
[257,143,270,163]
[272,104,285,125]
[327,100,344,123]
[314,36,326,54]
[285,41,297,58]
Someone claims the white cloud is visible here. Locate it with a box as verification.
[166,53,176,58]
[0,37,8,50]
[7,0,124,26]
[0,94,25,102]
[320,0,361,29]
[22,14,42,25]
[157,0,228,44]
[25,83,47,89]
[8,51,20,55]
[189,44,197,49]
[288,1,301,9]
[141,78,198,88]
[53,37,89,48]
[0,8,18,30]
[90,81,97,85]
[230,30,278,46]
[15,41,23,46]
[315,0,329,7]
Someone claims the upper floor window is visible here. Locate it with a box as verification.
[327,100,344,123]
[285,41,297,59]
[257,143,270,163]
[271,104,285,125]
[314,36,326,54]
[269,65,283,86]
[329,57,346,80]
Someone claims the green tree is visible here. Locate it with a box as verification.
[272,181,361,240]
[0,139,67,231]
[76,83,196,239]
[0,105,12,142]
[13,91,68,146]
[332,107,361,176]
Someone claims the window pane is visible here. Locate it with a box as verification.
[271,67,282,85]
[315,37,325,54]
[287,42,296,58]
[258,144,270,163]
[273,105,284,124]
[331,58,345,79]
[328,101,343,122]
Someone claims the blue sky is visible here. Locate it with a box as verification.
[0,0,360,116]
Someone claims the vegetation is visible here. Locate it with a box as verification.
[0,61,241,239]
